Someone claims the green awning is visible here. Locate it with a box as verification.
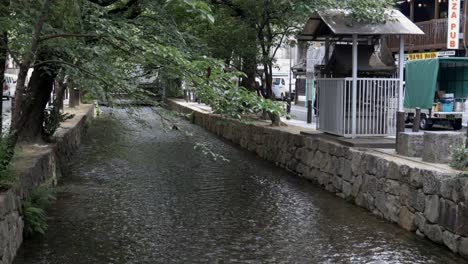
[404,57,468,109]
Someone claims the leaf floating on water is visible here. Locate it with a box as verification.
[194,143,230,162]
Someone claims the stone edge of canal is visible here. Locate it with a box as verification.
[165,98,468,260]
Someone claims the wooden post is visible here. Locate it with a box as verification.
[352,34,358,138]
[397,111,406,145]
[69,86,75,108]
[412,108,421,132]
[74,88,80,106]
[434,0,439,19]
[410,0,415,21]
[324,37,330,66]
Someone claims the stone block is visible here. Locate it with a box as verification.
[408,189,426,213]
[386,195,401,223]
[317,172,330,187]
[350,150,365,176]
[386,162,401,181]
[332,175,343,191]
[365,154,378,175]
[384,179,400,196]
[423,224,444,244]
[414,212,427,230]
[440,179,456,200]
[295,162,307,176]
[409,167,423,189]
[339,158,353,182]
[399,184,411,207]
[375,192,387,216]
[399,206,416,231]
[456,202,468,237]
[352,175,363,197]
[438,198,458,232]
[422,170,442,195]
[342,181,352,198]
[424,195,440,223]
[397,132,424,157]
[312,151,323,169]
[375,158,390,179]
[363,174,378,198]
[422,131,465,163]
[305,138,319,152]
[318,140,330,153]
[442,230,460,253]
[460,237,468,258]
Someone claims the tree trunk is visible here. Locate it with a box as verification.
[240,56,256,91]
[52,78,67,117]
[10,0,52,143]
[12,59,58,142]
[0,32,7,135]
[264,62,274,100]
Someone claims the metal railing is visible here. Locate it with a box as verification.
[317,78,399,137]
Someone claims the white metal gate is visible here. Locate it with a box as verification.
[317,78,399,137]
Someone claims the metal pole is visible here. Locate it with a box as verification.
[352,34,358,138]
[307,80,313,124]
[287,43,292,120]
[398,35,405,112]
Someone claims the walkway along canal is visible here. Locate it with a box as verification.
[14,108,467,263]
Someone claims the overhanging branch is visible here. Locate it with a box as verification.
[38,34,99,43]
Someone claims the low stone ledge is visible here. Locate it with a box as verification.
[422,132,465,163]
[397,132,424,157]
[0,104,94,264]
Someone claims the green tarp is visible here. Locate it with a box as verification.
[404,57,468,109]
[404,58,439,109]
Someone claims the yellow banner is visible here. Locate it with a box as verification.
[407,52,438,60]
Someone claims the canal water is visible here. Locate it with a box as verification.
[14,108,468,263]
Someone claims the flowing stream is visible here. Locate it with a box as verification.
[14,108,468,263]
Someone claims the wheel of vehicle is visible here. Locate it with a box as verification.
[280,93,285,101]
[419,114,433,130]
[452,119,463,130]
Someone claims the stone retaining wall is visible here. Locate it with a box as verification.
[166,99,468,259]
[0,105,94,264]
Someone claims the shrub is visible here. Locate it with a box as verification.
[22,185,57,237]
[0,136,15,190]
[450,144,468,171]
[43,107,75,138]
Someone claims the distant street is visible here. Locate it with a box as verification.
[290,104,310,122]
[2,99,11,133]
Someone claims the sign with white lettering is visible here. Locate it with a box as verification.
[448,0,460,49]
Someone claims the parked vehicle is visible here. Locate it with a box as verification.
[272,77,286,100]
[404,58,465,130]
[4,74,17,98]
[2,74,17,100]
[2,80,9,100]
[271,77,295,100]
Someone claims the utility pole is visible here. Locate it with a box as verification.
[287,38,296,120]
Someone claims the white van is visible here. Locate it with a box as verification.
[2,74,17,100]
[272,77,287,100]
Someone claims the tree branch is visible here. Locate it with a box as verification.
[38,34,99,43]
[32,60,111,86]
